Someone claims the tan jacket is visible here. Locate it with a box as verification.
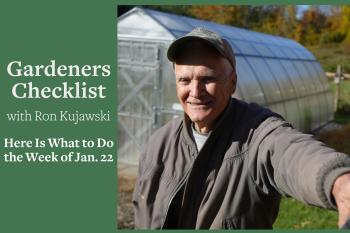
[133,98,350,229]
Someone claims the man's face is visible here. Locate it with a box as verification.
[174,43,236,133]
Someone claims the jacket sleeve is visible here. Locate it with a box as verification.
[132,142,154,229]
[132,146,145,229]
[249,116,350,209]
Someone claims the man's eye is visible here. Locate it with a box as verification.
[202,77,215,83]
[178,78,190,84]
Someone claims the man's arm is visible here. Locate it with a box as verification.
[332,173,350,228]
[251,117,350,212]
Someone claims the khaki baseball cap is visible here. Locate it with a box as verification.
[167,27,236,70]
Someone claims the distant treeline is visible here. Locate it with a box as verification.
[119,5,350,46]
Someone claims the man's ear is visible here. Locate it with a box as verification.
[231,71,237,94]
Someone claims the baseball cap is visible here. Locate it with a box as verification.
[167,27,236,71]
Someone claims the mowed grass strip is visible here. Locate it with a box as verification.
[274,198,338,229]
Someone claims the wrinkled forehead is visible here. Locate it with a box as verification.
[174,40,224,65]
[174,62,217,77]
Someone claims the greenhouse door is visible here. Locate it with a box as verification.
[117,39,161,165]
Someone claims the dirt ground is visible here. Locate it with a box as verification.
[316,123,350,155]
[117,176,136,229]
[117,123,350,229]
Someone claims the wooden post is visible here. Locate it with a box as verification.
[334,65,341,112]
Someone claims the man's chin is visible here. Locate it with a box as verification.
[188,115,210,124]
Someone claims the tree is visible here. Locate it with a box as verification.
[297,6,328,45]
[136,5,348,46]
[340,6,350,44]
[145,5,191,17]
[187,5,250,28]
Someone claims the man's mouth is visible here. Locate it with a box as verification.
[187,101,212,106]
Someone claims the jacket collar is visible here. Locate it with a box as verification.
[181,98,235,148]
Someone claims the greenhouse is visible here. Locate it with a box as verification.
[117,7,333,165]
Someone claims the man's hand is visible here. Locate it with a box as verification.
[332,173,350,228]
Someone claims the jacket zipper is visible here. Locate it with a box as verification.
[161,160,194,229]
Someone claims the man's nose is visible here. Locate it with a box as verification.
[190,80,203,98]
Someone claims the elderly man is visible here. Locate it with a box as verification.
[132,27,350,229]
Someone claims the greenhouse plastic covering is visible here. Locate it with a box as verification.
[118,7,333,164]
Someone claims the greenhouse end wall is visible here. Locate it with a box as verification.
[118,37,182,164]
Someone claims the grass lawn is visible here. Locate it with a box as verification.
[308,44,350,73]
[274,198,338,229]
